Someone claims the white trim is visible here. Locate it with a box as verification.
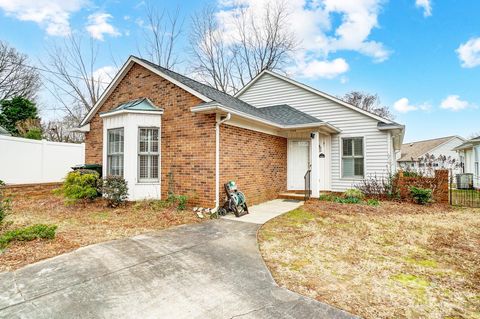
[191,103,341,133]
[100,109,164,118]
[235,70,394,124]
[80,56,211,126]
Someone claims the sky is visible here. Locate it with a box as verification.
[0,0,479,142]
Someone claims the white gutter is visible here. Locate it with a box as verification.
[213,113,231,212]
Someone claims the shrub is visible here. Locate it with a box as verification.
[0,179,10,224]
[318,194,335,202]
[0,224,57,249]
[344,188,365,200]
[410,186,432,205]
[167,193,188,211]
[355,173,399,200]
[102,176,128,207]
[334,196,361,204]
[367,198,380,206]
[58,171,100,203]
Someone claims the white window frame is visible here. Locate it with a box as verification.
[341,137,365,178]
[138,127,160,183]
[475,146,479,176]
[107,128,124,177]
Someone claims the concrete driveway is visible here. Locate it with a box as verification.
[0,219,355,318]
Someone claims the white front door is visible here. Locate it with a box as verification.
[288,140,310,190]
[318,134,331,190]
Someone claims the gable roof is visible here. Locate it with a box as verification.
[80,56,331,129]
[453,136,480,151]
[235,69,397,125]
[398,136,461,162]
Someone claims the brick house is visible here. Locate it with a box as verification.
[77,56,405,208]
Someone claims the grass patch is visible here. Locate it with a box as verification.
[258,200,480,319]
[0,224,57,249]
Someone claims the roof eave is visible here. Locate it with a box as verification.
[191,103,341,133]
[99,109,164,118]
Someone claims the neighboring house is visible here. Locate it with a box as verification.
[398,136,465,173]
[0,125,10,136]
[76,56,405,207]
[453,136,480,188]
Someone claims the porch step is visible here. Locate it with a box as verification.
[278,192,306,200]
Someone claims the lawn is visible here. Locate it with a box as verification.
[0,194,201,272]
[258,200,480,319]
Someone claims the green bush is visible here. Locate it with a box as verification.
[334,196,361,204]
[23,127,42,140]
[410,186,432,205]
[318,194,335,202]
[167,194,188,211]
[367,198,380,206]
[58,171,100,203]
[344,188,365,200]
[0,179,10,224]
[0,224,57,249]
[102,176,128,207]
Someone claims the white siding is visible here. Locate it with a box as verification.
[238,73,392,191]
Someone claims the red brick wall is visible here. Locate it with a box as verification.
[2,183,62,198]
[396,170,449,204]
[85,63,216,207]
[219,124,287,205]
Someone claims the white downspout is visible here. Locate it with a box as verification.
[214,113,231,212]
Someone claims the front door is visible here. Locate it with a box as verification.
[288,140,310,190]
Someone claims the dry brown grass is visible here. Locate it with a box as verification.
[258,200,480,319]
[0,195,201,272]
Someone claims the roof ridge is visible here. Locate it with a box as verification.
[403,135,457,145]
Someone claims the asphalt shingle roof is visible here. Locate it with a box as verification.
[398,136,457,162]
[136,57,323,126]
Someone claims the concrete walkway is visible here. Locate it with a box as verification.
[0,218,355,319]
[222,199,303,224]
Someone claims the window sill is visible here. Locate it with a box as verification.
[136,181,160,185]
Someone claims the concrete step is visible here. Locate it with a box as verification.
[278,192,306,200]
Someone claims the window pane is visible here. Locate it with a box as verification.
[343,158,354,177]
[107,128,124,176]
[151,155,159,178]
[139,129,148,152]
[354,138,363,156]
[354,158,364,176]
[139,155,148,179]
[343,139,353,156]
[151,129,159,153]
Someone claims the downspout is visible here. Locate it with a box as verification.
[213,113,231,212]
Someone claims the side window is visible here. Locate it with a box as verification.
[342,137,364,178]
[107,128,124,177]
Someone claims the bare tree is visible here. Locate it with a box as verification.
[188,1,297,93]
[42,36,111,123]
[341,91,394,120]
[189,5,235,92]
[231,1,297,88]
[139,3,183,70]
[0,41,41,101]
[468,131,480,139]
[43,115,85,143]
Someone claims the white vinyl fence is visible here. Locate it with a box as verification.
[0,135,85,184]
